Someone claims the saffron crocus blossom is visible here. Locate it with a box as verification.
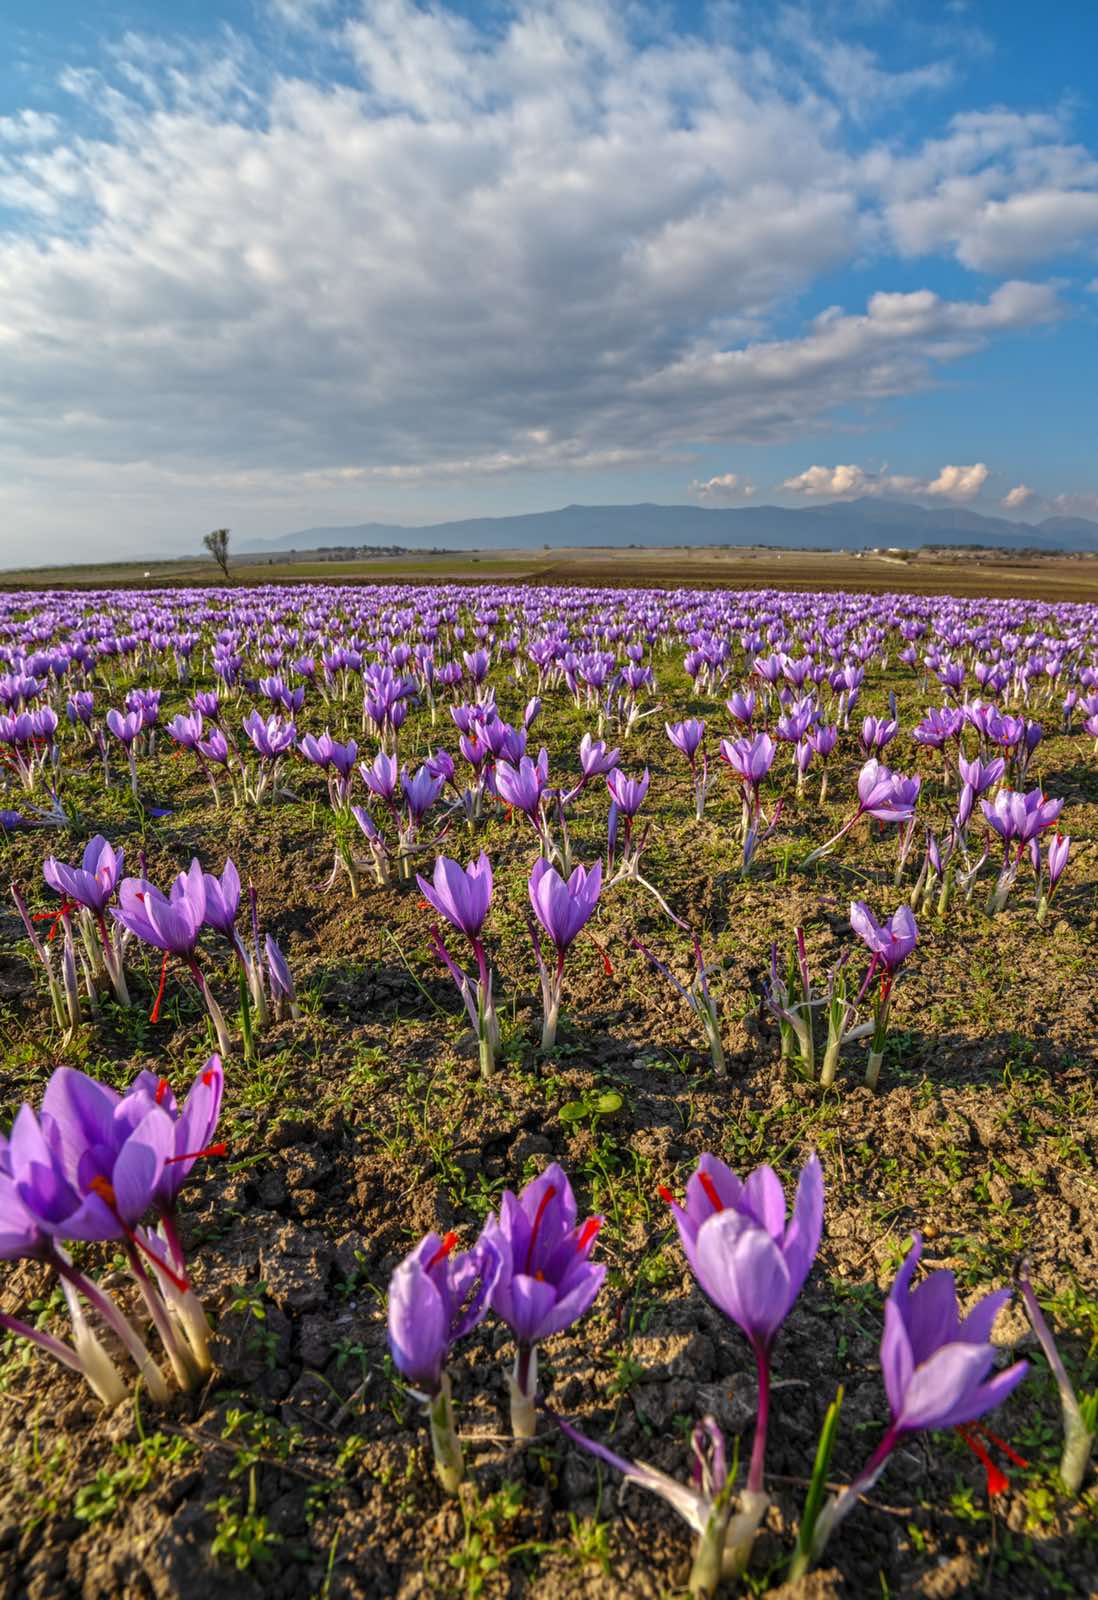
[113,864,232,1055]
[42,836,129,1004]
[982,787,1065,912]
[527,858,603,1049]
[120,1057,225,1376]
[42,834,122,914]
[801,759,920,868]
[482,1164,605,1437]
[801,1236,1027,1575]
[1017,1262,1096,1495]
[849,901,917,1088]
[555,1413,768,1598]
[9,1075,188,1394]
[661,1153,823,1499]
[958,753,1004,796]
[667,720,711,819]
[1037,833,1070,925]
[388,1230,501,1491]
[606,766,649,817]
[416,853,498,1077]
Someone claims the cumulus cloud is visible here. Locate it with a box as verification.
[781,464,868,497]
[782,460,990,502]
[689,473,757,502]
[1001,483,1034,510]
[871,107,1098,270]
[0,1,1089,557]
[926,462,988,499]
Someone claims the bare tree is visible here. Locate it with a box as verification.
[203,527,231,579]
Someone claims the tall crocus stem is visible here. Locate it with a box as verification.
[510,1343,538,1439]
[747,1342,770,1496]
[125,1244,199,1391]
[52,1254,170,1403]
[427,1373,464,1493]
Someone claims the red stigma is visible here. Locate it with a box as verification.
[957,1426,1008,1496]
[576,1217,602,1253]
[524,1183,558,1274]
[698,1172,725,1213]
[972,1424,1029,1470]
[155,1077,170,1104]
[150,951,169,1022]
[427,1231,459,1270]
[165,1141,226,1165]
[657,1184,676,1206]
[201,1068,215,1087]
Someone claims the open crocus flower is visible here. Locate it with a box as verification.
[850,901,918,973]
[662,1153,823,1498]
[43,835,123,914]
[803,1235,1028,1572]
[483,1163,605,1438]
[112,863,231,1055]
[388,1230,501,1492]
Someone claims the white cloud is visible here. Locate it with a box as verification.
[926,462,988,499]
[871,107,1098,270]
[782,459,990,502]
[689,473,757,501]
[1001,483,1034,509]
[781,464,868,496]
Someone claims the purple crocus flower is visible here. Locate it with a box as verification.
[388,1229,502,1397]
[719,733,775,792]
[880,1236,1028,1436]
[529,858,602,955]
[387,1226,502,1491]
[113,861,207,957]
[201,858,241,940]
[43,836,123,914]
[125,1056,225,1213]
[958,753,1005,796]
[242,710,296,759]
[106,709,143,747]
[417,853,493,940]
[496,751,549,819]
[726,690,757,726]
[167,712,204,750]
[402,764,445,821]
[577,733,620,781]
[850,902,918,973]
[360,749,399,801]
[484,1163,605,1436]
[14,1068,174,1243]
[606,767,650,817]
[805,1236,1029,1570]
[662,1152,822,1495]
[982,787,1063,844]
[856,759,921,822]
[666,719,705,762]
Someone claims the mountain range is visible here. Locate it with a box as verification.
[238,499,1098,556]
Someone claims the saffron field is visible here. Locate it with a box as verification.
[0,580,1095,1599]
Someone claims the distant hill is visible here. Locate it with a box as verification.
[239,499,1098,555]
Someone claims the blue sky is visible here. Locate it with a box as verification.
[2,0,1098,562]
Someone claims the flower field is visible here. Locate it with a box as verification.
[0,579,1095,1599]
